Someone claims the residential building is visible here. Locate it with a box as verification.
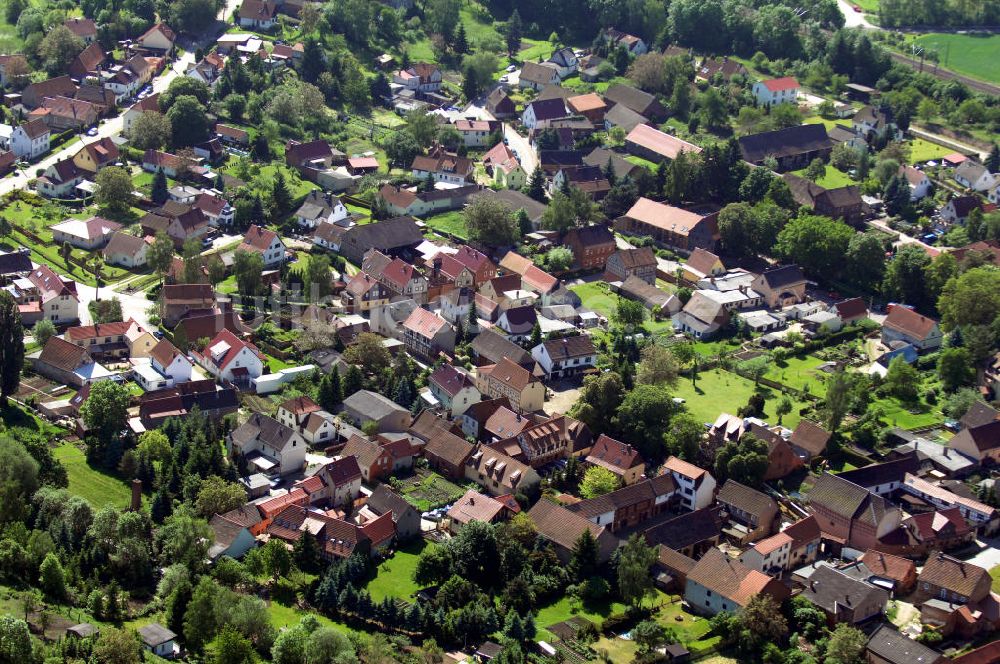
[160,283,215,327]
[237,0,278,29]
[521,98,569,130]
[342,390,411,433]
[428,364,481,418]
[738,124,833,172]
[866,624,945,664]
[424,428,475,479]
[476,357,546,413]
[64,17,97,43]
[138,625,177,659]
[365,485,421,541]
[853,105,900,142]
[624,124,701,164]
[684,548,788,615]
[808,474,901,552]
[136,23,176,53]
[605,247,657,284]
[716,480,779,542]
[228,413,307,477]
[486,88,516,118]
[899,165,932,200]
[673,291,729,339]
[604,83,667,120]
[527,499,618,564]
[752,77,800,107]
[751,265,808,308]
[401,307,455,360]
[339,217,424,265]
[239,224,286,267]
[518,61,560,91]
[566,475,676,532]
[464,444,540,496]
[800,564,889,625]
[949,420,1000,466]
[784,173,866,227]
[10,119,50,159]
[339,435,399,483]
[530,335,597,379]
[603,28,648,55]
[392,63,442,93]
[662,456,716,510]
[31,336,115,387]
[482,142,526,189]
[27,265,79,324]
[616,198,719,252]
[882,305,943,351]
[585,434,645,485]
[192,328,266,386]
[294,191,349,228]
[447,490,508,532]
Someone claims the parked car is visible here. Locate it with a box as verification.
[85,127,98,136]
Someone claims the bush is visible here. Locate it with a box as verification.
[601,612,632,636]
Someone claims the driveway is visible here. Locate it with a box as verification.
[543,380,582,416]
[503,123,538,177]
[77,281,157,328]
[960,536,1000,571]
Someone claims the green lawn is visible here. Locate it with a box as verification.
[397,469,469,511]
[852,0,879,13]
[53,442,135,509]
[364,540,426,603]
[790,165,855,189]
[570,282,674,333]
[691,339,742,358]
[765,354,828,397]
[873,396,943,430]
[535,595,628,641]
[422,210,469,240]
[804,115,851,131]
[266,599,358,635]
[673,368,812,428]
[908,137,952,162]
[990,565,1000,592]
[906,33,1000,85]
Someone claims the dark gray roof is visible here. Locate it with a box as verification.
[138,623,176,647]
[756,265,806,290]
[584,148,638,177]
[604,83,661,116]
[643,506,723,550]
[800,564,888,615]
[836,455,920,491]
[472,189,548,223]
[603,103,648,131]
[367,484,418,522]
[526,98,569,122]
[566,475,675,518]
[866,624,943,664]
[0,249,32,275]
[343,389,408,421]
[716,480,777,520]
[342,216,423,251]
[231,413,299,452]
[738,123,832,163]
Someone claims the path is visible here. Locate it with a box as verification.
[502,123,538,178]
[909,124,990,160]
[837,0,877,29]
[867,216,939,254]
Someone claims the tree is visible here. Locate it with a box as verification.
[405,108,440,148]
[129,111,172,151]
[464,195,520,247]
[804,157,827,182]
[882,245,932,312]
[168,0,219,33]
[38,24,84,75]
[740,594,788,649]
[939,267,1000,331]
[32,318,55,347]
[613,298,646,330]
[211,627,256,664]
[525,165,547,202]
[823,370,852,433]
[195,477,247,518]
[304,253,332,299]
[885,355,919,402]
[167,95,210,147]
[151,168,170,205]
[663,413,703,461]
[845,232,887,291]
[883,174,911,217]
[343,332,392,375]
[90,297,124,324]
[95,166,135,214]
[0,293,21,408]
[148,232,175,284]
[714,434,769,487]
[545,246,573,272]
[568,529,598,582]
[579,466,620,499]
[383,131,421,168]
[570,371,624,434]
[454,22,468,54]
[613,385,677,461]
[774,214,854,278]
[92,627,142,664]
[988,144,1000,174]
[826,623,867,664]
[504,9,522,54]
[233,250,266,298]
[636,344,680,387]
[0,616,32,662]
[937,347,975,392]
[38,552,66,600]
[632,620,667,653]
[81,380,131,463]
[775,396,793,425]
[617,534,656,608]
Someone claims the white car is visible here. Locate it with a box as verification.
[506,64,517,72]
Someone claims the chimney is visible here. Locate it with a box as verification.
[130,479,142,511]
[810,580,815,591]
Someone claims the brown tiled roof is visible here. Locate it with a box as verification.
[447,490,505,524]
[610,247,657,270]
[716,480,777,521]
[586,434,643,473]
[499,251,533,276]
[527,498,616,558]
[539,335,596,360]
[149,339,183,369]
[64,17,97,37]
[790,420,831,456]
[884,305,939,341]
[625,124,701,159]
[566,475,675,519]
[424,429,474,467]
[38,336,90,371]
[657,545,696,575]
[19,118,50,139]
[319,455,363,486]
[623,198,709,237]
[65,318,136,342]
[686,547,781,608]
[860,550,915,584]
[280,395,322,416]
[341,435,386,470]
[783,515,821,548]
[429,364,475,397]
[402,307,448,339]
[241,224,279,252]
[644,506,723,551]
[663,455,708,480]
[486,357,536,392]
[685,247,721,275]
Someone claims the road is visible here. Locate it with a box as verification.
[77,278,158,327]
[837,0,877,29]
[502,122,538,178]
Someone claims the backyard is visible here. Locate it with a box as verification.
[395,467,469,511]
[907,137,952,163]
[422,210,469,240]
[764,354,829,397]
[790,164,855,189]
[570,282,675,334]
[672,368,813,429]
[52,441,135,509]
[364,540,426,603]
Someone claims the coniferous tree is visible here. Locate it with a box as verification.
[0,291,24,406]
[525,166,546,202]
[151,168,169,205]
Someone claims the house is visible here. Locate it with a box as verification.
[563,224,615,270]
[954,161,996,192]
[940,195,986,224]
[192,328,267,386]
[482,142,526,189]
[337,435,397,483]
[342,390,411,433]
[429,364,481,418]
[73,137,120,174]
[546,47,579,78]
[527,499,618,564]
[784,173,866,227]
[917,552,992,605]
[237,224,286,267]
[133,339,193,391]
[476,357,545,413]
[808,473,901,552]
[681,248,724,283]
[366,252,427,302]
[237,0,278,29]
[518,61,561,91]
[50,216,121,250]
[216,124,249,147]
[469,329,534,368]
[464,444,540,496]
[605,247,657,284]
[366,485,421,541]
[159,284,215,327]
[411,145,474,185]
[800,564,889,625]
[715,480,779,542]
[662,456,716,511]
[751,265,808,308]
[531,335,597,380]
[521,98,569,130]
[454,119,494,148]
[603,104,648,133]
[616,276,679,316]
[64,17,97,43]
[486,88,516,118]
[673,291,729,339]
[285,139,340,170]
[448,490,508,532]
[789,420,832,460]
[138,624,177,659]
[551,165,611,200]
[948,420,1000,466]
[68,42,105,80]
[859,550,918,595]
[655,546,696,593]
[616,198,719,253]
[566,93,607,125]
[35,158,85,199]
[853,105,900,142]
[624,124,701,164]
[900,165,932,200]
[138,379,239,428]
[27,265,79,324]
[229,413,307,477]
[209,510,259,560]
[604,83,667,121]
[696,56,747,83]
[65,319,147,360]
[832,297,869,325]
[136,23,176,53]
[123,94,161,134]
[738,124,833,172]
[424,428,475,479]
[31,336,114,387]
[567,475,676,532]
[739,531,792,574]
[882,305,943,352]
[10,119,50,160]
[392,63,442,93]
[752,77,800,107]
[30,95,99,132]
[866,624,945,664]
[378,183,484,217]
[22,76,77,109]
[276,396,338,447]
[494,305,537,341]
[141,150,201,179]
[901,474,997,533]
[684,547,788,615]
[402,307,455,360]
[644,506,724,558]
[603,28,648,56]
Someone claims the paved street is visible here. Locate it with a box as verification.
[837,0,877,29]
[502,122,538,177]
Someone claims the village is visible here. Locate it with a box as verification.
[0,0,1000,662]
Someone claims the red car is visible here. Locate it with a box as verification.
[852,4,862,10]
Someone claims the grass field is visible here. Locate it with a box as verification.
[53,442,134,509]
[790,165,855,189]
[570,282,674,334]
[990,565,1000,592]
[673,368,812,428]
[535,595,628,641]
[365,540,426,602]
[422,210,469,240]
[874,396,943,430]
[908,137,952,162]
[907,33,1000,85]
[765,354,828,396]
[804,115,852,131]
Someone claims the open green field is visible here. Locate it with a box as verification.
[804,115,851,131]
[570,282,675,334]
[765,354,828,396]
[672,368,812,428]
[873,395,943,430]
[907,33,1000,85]
[364,540,426,602]
[53,442,134,509]
[422,210,469,240]
[908,137,952,162]
[790,165,855,189]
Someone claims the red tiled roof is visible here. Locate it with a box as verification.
[761,76,800,92]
